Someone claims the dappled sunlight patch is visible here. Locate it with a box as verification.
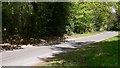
[47,60,64,66]
[95,52,110,57]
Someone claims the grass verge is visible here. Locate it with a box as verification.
[66,31,104,39]
[41,33,119,67]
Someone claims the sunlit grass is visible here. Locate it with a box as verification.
[46,33,119,66]
[67,31,104,38]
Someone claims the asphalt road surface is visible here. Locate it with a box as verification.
[0,31,118,66]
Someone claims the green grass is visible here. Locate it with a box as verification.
[45,33,119,67]
[67,31,104,38]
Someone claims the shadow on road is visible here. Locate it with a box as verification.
[37,41,95,63]
[37,35,119,66]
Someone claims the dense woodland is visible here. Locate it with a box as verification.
[2,2,120,45]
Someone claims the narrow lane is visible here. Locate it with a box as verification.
[0,31,118,66]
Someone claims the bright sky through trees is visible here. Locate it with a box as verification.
[110,6,116,13]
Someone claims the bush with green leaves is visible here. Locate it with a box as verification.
[2,2,119,44]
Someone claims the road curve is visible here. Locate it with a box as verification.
[0,31,118,66]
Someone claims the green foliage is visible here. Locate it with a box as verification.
[2,2,71,44]
[2,2,119,44]
[114,1,120,31]
[45,3,70,36]
[66,2,117,34]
